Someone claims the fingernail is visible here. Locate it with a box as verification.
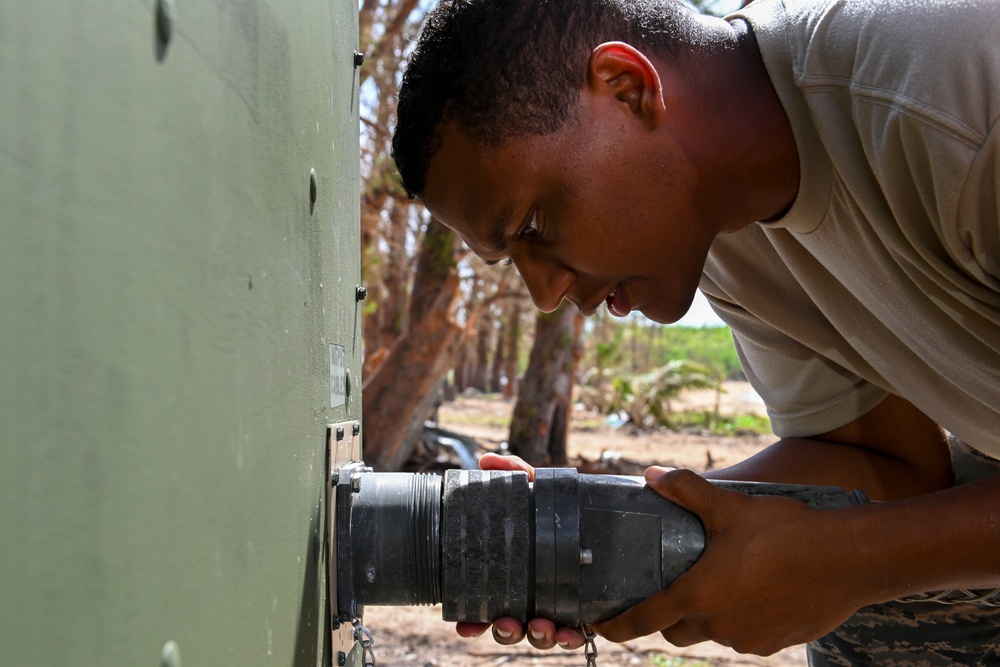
[529,628,546,642]
[645,466,670,481]
[495,627,514,640]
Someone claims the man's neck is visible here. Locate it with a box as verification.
[669,15,800,231]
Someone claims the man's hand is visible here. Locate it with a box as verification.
[455,453,588,651]
[595,466,866,655]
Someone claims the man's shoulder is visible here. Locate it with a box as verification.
[743,0,999,145]
[744,0,1000,37]
[743,0,1000,80]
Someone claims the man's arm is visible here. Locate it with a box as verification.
[595,394,1000,654]
[705,393,953,500]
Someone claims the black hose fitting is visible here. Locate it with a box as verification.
[335,463,866,626]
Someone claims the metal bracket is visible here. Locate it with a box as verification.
[327,420,362,663]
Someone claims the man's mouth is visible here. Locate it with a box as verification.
[606,283,630,317]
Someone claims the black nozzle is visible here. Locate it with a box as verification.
[335,464,866,626]
[336,468,442,616]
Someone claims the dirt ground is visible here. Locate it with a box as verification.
[364,383,808,667]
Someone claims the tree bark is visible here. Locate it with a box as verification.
[507,303,582,466]
[453,343,469,394]
[379,201,411,349]
[490,315,506,394]
[503,301,522,398]
[362,219,462,471]
[469,311,491,391]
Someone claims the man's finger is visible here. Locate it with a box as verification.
[479,452,535,480]
[660,621,711,648]
[555,626,587,650]
[645,467,729,523]
[456,622,490,638]
[492,617,527,645]
[526,618,557,649]
[592,586,687,643]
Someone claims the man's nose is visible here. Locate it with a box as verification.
[514,254,575,313]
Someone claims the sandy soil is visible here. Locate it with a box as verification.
[363,383,807,667]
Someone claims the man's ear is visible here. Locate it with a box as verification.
[587,42,666,129]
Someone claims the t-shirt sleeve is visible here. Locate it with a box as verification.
[700,236,890,439]
[952,120,1000,290]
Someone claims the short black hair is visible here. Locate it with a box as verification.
[391,0,703,197]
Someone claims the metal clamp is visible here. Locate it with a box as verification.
[353,619,377,667]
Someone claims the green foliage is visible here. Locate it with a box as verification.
[595,325,625,369]
[606,360,717,429]
[580,322,741,400]
[573,320,770,432]
[652,326,743,379]
[668,410,772,436]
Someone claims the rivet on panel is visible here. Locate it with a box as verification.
[161,640,181,667]
[155,0,175,62]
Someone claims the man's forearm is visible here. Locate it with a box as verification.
[704,394,954,500]
[598,468,1000,650]
[704,436,950,500]
[705,436,1000,599]
[834,473,1000,599]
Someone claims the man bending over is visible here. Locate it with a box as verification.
[391,0,1000,662]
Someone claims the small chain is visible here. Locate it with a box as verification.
[582,624,598,667]
[353,619,377,667]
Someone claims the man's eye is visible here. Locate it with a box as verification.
[517,211,539,240]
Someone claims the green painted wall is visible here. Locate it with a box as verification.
[0,0,361,664]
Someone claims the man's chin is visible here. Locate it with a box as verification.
[617,305,670,325]
[640,310,676,325]
[635,298,697,325]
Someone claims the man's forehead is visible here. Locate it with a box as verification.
[421,125,516,260]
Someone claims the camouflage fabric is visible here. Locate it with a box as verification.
[809,439,1000,666]
[807,600,1000,666]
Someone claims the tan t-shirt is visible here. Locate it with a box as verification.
[702,0,1000,456]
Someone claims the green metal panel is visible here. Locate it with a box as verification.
[0,0,361,664]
